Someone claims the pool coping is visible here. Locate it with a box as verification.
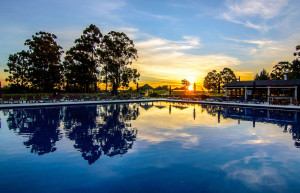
[1,98,300,110]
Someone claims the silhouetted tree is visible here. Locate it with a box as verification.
[294,44,300,58]
[254,69,270,80]
[220,67,237,84]
[270,61,291,80]
[100,31,139,95]
[63,24,102,92]
[181,79,190,91]
[204,68,236,93]
[4,50,30,91]
[25,31,63,92]
[289,59,300,79]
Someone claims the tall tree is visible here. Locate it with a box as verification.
[220,67,237,84]
[270,61,291,80]
[203,70,221,92]
[63,24,102,92]
[100,31,139,95]
[290,59,300,79]
[181,79,190,91]
[25,31,63,92]
[254,69,270,80]
[4,50,30,91]
[203,68,236,92]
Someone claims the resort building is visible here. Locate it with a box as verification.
[223,79,300,103]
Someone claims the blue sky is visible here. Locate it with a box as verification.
[1,0,300,87]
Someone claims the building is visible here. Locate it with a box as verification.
[223,79,300,102]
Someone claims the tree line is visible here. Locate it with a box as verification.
[5,24,140,95]
[254,45,300,80]
[202,44,300,92]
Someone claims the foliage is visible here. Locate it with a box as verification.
[204,67,236,92]
[270,61,291,80]
[100,31,139,95]
[4,50,30,91]
[289,59,300,79]
[63,24,102,92]
[254,69,270,80]
[220,67,237,84]
[203,70,221,91]
[294,44,300,58]
[25,31,63,92]
[181,79,190,90]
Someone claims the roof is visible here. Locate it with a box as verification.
[139,84,153,90]
[223,79,300,88]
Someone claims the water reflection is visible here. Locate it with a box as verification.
[6,107,62,155]
[199,104,300,148]
[4,102,300,163]
[6,103,139,164]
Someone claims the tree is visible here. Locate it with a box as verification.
[4,50,30,91]
[254,69,270,80]
[203,67,236,92]
[289,59,300,79]
[181,79,190,91]
[220,67,237,84]
[294,44,300,58]
[203,70,221,92]
[270,61,291,80]
[63,24,102,92]
[25,31,63,92]
[100,31,139,95]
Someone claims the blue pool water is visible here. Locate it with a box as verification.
[1,102,300,193]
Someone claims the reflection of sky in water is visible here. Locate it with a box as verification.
[1,102,300,193]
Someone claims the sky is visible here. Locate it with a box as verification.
[1,0,300,89]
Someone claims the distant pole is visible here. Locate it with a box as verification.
[194,83,196,93]
[137,83,139,95]
[169,85,172,96]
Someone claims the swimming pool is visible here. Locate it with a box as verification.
[1,102,300,193]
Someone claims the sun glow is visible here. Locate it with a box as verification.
[188,85,193,91]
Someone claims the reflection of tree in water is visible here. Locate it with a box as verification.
[201,104,300,149]
[62,104,139,164]
[6,107,62,155]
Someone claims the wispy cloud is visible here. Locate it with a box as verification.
[221,36,272,48]
[227,0,287,19]
[220,0,288,30]
[220,13,264,30]
[136,36,200,53]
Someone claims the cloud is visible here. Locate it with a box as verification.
[88,0,127,18]
[227,0,287,19]
[221,36,272,48]
[132,51,240,86]
[132,35,240,86]
[136,36,200,53]
[220,0,288,30]
[220,13,264,30]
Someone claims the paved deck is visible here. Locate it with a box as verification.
[0,98,300,110]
